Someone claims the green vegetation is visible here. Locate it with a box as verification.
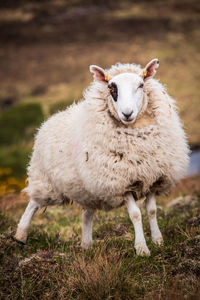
[0,189,199,299]
[0,103,44,178]
[0,148,31,179]
[49,100,75,115]
[0,103,43,146]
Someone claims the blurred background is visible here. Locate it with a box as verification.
[0,2,200,298]
[0,0,199,199]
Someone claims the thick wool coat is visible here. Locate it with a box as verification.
[25,63,189,211]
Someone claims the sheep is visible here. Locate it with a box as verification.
[15,59,189,256]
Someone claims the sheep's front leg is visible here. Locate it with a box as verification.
[15,199,39,244]
[146,193,163,246]
[126,193,150,256]
[81,208,95,249]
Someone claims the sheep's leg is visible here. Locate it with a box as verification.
[15,199,39,244]
[81,208,95,249]
[146,193,163,246]
[126,193,150,256]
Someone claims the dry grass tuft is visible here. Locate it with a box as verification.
[67,248,128,299]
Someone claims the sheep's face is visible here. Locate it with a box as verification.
[108,73,144,124]
[90,58,159,125]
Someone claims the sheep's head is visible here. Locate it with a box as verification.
[90,58,159,125]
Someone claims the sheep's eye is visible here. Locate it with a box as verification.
[108,83,118,102]
[139,83,144,89]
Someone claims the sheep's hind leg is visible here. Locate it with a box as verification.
[81,208,95,249]
[126,192,150,256]
[146,193,163,246]
[15,199,39,244]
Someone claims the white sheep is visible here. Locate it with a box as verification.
[15,59,189,256]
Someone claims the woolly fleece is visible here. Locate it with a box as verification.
[24,63,190,211]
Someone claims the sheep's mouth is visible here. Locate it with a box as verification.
[121,117,136,124]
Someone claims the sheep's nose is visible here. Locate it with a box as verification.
[122,111,133,119]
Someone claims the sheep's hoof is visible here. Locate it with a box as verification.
[135,242,150,256]
[14,227,28,245]
[153,236,163,246]
[81,241,92,249]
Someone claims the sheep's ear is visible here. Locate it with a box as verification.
[89,65,109,83]
[141,58,159,80]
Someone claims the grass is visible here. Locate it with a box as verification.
[0,148,31,179]
[0,176,199,299]
[0,103,44,146]
[0,102,44,178]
